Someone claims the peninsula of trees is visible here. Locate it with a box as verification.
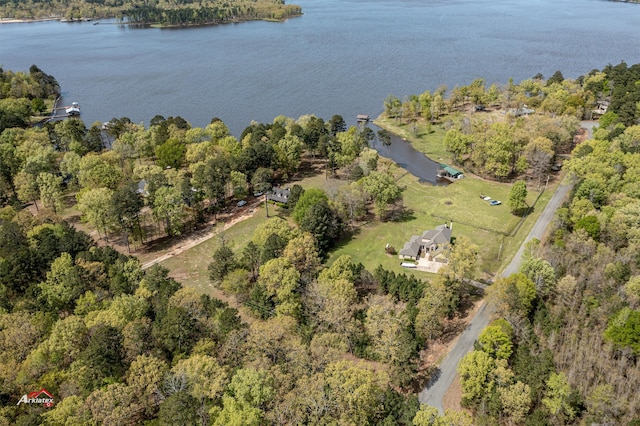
[0,0,302,27]
[0,65,59,130]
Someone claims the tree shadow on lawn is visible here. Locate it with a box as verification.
[385,204,415,223]
[288,157,326,181]
[508,205,537,236]
[330,226,362,252]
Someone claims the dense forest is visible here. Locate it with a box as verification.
[1,61,640,424]
[0,64,459,424]
[0,0,302,26]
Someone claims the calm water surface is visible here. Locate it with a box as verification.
[1,0,639,136]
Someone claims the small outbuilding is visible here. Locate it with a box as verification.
[267,187,291,204]
[437,164,464,181]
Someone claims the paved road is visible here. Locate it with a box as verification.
[418,176,574,413]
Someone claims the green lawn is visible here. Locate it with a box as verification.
[157,162,556,287]
[375,117,454,165]
[346,114,558,279]
[327,167,552,280]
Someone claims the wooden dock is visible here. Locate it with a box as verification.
[356,114,370,123]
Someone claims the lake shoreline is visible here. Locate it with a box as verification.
[0,13,302,26]
[3,0,638,136]
[0,17,60,24]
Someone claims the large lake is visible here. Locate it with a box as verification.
[1,0,639,136]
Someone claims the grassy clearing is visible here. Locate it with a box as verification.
[159,206,270,296]
[375,117,453,165]
[156,160,556,288]
[327,166,553,280]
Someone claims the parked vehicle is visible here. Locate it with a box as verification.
[489,200,501,206]
[237,200,247,207]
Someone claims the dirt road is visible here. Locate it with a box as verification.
[140,206,259,270]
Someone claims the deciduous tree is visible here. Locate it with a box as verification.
[542,372,576,420]
[415,277,453,341]
[360,171,402,219]
[171,354,227,401]
[488,273,537,321]
[38,252,85,312]
[364,294,413,365]
[127,354,168,416]
[508,180,528,215]
[152,185,188,236]
[36,172,64,214]
[457,350,495,403]
[477,325,513,360]
[283,232,320,281]
[498,381,532,424]
[77,187,116,240]
[258,257,301,318]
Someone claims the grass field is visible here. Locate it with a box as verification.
[341,114,558,279]
[327,166,553,280]
[157,159,556,289]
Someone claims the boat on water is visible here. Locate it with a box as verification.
[65,102,80,116]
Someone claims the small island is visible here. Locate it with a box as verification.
[0,0,302,27]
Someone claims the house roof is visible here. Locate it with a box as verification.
[441,165,462,176]
[399,225,452,257]
[267,187,290,203]
[422,224,452,246]
[399,235,422,257]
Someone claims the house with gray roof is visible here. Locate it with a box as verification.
[267,187,291,204]
[399,223,453,261]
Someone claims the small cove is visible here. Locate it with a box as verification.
[370,126,443,184]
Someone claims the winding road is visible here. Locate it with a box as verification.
[418,175,574,413]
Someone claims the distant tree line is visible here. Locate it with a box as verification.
[0,0,302,26]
